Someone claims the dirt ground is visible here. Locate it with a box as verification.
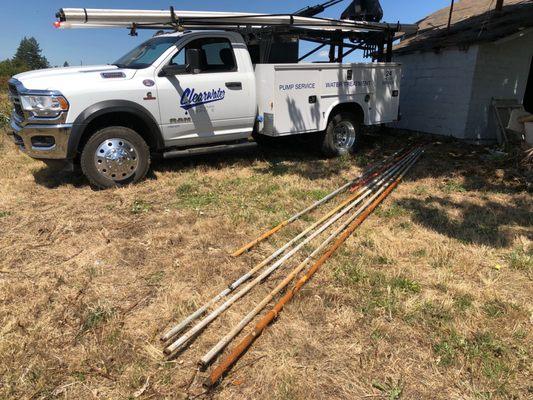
[0,97,531,399]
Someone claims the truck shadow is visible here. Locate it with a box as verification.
[151,132,381,180]
[30,129,532,250]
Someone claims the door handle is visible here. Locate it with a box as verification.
[225,82,242,89]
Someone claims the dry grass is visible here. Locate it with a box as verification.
[0,91,531,399]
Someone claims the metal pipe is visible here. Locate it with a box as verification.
[204,149,424,387]
[198,149,422,367]
[57,8,419,34]
[231,148,406,256]
[161,148,410,342]
[447,0,455,32]
[163,150,419,354]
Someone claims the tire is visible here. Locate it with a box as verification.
[80,126,150,189]
[321,112,359,157]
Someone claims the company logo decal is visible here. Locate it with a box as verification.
[143,92,156,100]
[180,88,225,110]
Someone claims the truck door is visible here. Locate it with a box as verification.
[156,36,254,147]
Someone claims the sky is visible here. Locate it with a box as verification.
[0,0,452,66]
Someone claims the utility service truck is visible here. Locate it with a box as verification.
[7,2,416,188]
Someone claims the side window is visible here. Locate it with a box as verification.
[169,48,184,66]
[169,37,237,73]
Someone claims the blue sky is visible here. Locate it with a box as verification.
[0,0,451,66]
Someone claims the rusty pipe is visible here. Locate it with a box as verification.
[161,148,412,342]
[204,149,423,387]
[163,149,418,348]
[198,149,420,367]
[231,148,406,256]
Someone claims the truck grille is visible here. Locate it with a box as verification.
[8,82,18,96]
[13,100,24,120]
[8,83,24,121]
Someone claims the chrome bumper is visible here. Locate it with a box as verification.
[9,118,72,160]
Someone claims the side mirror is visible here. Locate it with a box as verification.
[186,48,202,74]
[158,64,187,77]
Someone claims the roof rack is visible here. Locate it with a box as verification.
[54,7,418,62]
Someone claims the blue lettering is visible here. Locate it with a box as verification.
[180,87,226,110]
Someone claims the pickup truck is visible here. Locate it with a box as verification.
[8,30,401,188]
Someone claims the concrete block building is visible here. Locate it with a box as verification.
[393,0,533,143]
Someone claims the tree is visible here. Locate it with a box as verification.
[12,37,49,70]
[63,61,70,67]
[0,59,28,76]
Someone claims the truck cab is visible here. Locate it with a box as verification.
[9,31,258,187]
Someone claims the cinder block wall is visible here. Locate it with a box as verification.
[465,32,533,142]
[393,47,479,139]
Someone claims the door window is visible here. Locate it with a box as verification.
[169,37,236,73]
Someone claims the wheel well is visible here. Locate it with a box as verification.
[328,102,365,125]
[77,112,158,155]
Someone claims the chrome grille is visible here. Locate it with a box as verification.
[7,83,24,121]
[12,99,24,120]
[8,82,18,96]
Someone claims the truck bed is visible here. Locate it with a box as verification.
[254,62,401,136]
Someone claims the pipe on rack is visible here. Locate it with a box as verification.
[163,150,419,355]
[231,148,406,256]
[204,148,423,387]
[198,148,422,367]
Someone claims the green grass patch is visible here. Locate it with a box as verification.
[440,180,466,193]
[433,330,508,380]
[505,247,532,274]
[406,300,453,329]
[80,305,115,334]
[482,299,509,318]
[130,199,152,214]
[453,293,474,312]
[0,210,11,218]
[175,181,219,209]
[375,203,407,219]
[389,275,421,294]
[372,378,404,400]
[333,260,367,286]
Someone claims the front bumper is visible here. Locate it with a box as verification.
[9,118,72,160]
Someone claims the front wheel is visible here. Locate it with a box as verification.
[80,126,150,189]
[321,112,359,157]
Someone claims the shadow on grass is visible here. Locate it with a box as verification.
[397,196,532,248]
[150,133,389,181]
[30,129,532,250]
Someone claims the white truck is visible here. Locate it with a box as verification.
[7,6,411,188]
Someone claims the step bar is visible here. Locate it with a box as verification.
[162,141,257,159]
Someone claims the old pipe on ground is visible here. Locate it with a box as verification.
[161,149,411,342]
[198,148,422,367]
[204,148,423,386]
[230,148,406,256]
[163,150,419,354]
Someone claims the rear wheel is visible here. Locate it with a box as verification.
[80,126,150,189]
[321,112,359,157]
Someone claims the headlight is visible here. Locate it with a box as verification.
[20,95,69,117]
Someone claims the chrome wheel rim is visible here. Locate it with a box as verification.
[332,121,356,151]
[94,138,139,181]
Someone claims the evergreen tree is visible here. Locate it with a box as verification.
[63,61,70,67]
[13,37,49,70]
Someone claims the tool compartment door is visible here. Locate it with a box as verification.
[273,65,322,135]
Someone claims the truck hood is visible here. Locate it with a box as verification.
[13,65,137,92]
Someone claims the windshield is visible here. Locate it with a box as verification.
[113,36,178,69]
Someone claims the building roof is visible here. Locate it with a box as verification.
[394,0,533,54]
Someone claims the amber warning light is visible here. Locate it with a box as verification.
[53,21,61,28]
